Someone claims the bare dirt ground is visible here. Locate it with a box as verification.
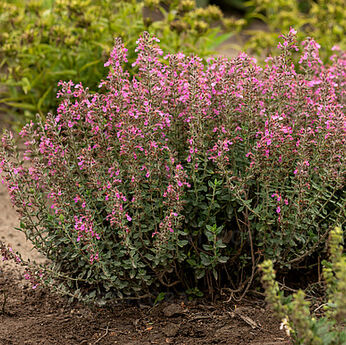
[0,265,291,345]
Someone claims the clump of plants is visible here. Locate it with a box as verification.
[245,0,345,61]
[0,29,345,304]
[261,226,346,345]
[0,0,234,128]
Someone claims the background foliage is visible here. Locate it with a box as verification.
[2,0,344,130]
[0,0,234,128]
[245,0,346,61]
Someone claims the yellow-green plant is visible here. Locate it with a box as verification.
[260,226,346,345]
[323,226,346,324]
[0,0,235,129]
[245,0,345,61]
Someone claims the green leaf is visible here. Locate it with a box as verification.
[218,256,229,264]
[205,31,234,51]
[202,244,213,251]
[206,224,215,232]
[212,268,218,281]
[200,252,211,266]
[196,270,205,279]
[37,86,52,112]
[177,239,188,247]
[21,77,31,94]
[154,292,166,305]
[47,70,77,77]
[79,59,102,72]
[5,102,37,111]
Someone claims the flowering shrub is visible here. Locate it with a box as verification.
[260,226,346,345]
[0,30,345,303]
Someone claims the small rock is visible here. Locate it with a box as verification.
[162,323,180,337]
[162,303,184,317]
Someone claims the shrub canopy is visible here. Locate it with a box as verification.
[0,30,345,303]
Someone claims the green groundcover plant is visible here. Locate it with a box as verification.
[245,0,346,61]
[0,0,234,128]
[0,29,345,304]
[261,226,346,345]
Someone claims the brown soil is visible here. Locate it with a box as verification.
[0,267,291,345]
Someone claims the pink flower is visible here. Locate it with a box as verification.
[289,27,297,35]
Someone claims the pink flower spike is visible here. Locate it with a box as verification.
[289,27,297,35]
[276,206,281,214]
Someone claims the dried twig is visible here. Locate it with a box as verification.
[188,314,213,321]
[93,324,109,345]
[236,312,259,329]
[314,303,328,313]
[228,310,260,329]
